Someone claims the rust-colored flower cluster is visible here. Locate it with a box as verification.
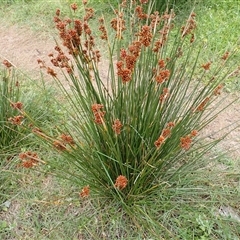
[154,135,165,148]
[37,59,58,77]
[135,5,148,20]
[80,185,90,198]
[120,0,127,8]
[214,84,224,96]
[70,3,78,12]
[92,103,105,124]
[155,59,170,84]
[53,133,75,151]
[160,87,170,103]
[112,119,123,135]
[54,16,80,55]
[47,67,58,77]
[180,135,192,150]
[8,115,24,125]
[99,17,108,40]
[111,10,126,39]
[153,39,163,53]
[158,59,165,68]
[155,69,170,84]
[84,7,95,22]
[48,46,72,74]
[117,41,141,83]
[221,51,229,61]
[180,130,198,150]
[154,122,175,148]
[114,175,128,190]
[117,61,132,83]
[114,7,174,81]
[153,11,175,53]
[201,62,211,71]
[10,101,23,110]
[181,12,196,41]
[158,24,171,44]
[60,133,75,145]
[138,25,153,47]
[196,97,210,112]
[19,151,40,168]
[52,4,100,73]
[38,4,101,76]
[2,59,12,68]
[128,40,142,59]
[150,11,161,29]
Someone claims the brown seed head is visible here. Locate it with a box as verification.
[53,140,67,151]
[221,51,229,61]
[10,101,23,110]
[196,97,210,112]
[112,119,123,135]
[114,175,128,190]
[190,130,198,137]
[56,9,60,16]
[201,62,211,71]
[8,115,24,125]
[213,84,223,96]
[154,135,165,148]
[71,3,78,12]
[180,135,192,150]
[3,60,12,68]
[60,134,75,145]
[80,185,90,197]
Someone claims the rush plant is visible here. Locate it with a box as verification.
[32,0,238,206]
[0,62,24,155]
[0,61,58,158]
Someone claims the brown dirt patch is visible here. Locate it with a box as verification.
[0,25,55,79]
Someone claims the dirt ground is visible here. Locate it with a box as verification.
[0,25,56,79]
[0,24,240,159]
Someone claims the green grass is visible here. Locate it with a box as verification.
[195,0,240,58]
[1,152,239,239]
[0,0,114,33]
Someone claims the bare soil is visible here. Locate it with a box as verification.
[0,24,240,159]
[0,25,55,78]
